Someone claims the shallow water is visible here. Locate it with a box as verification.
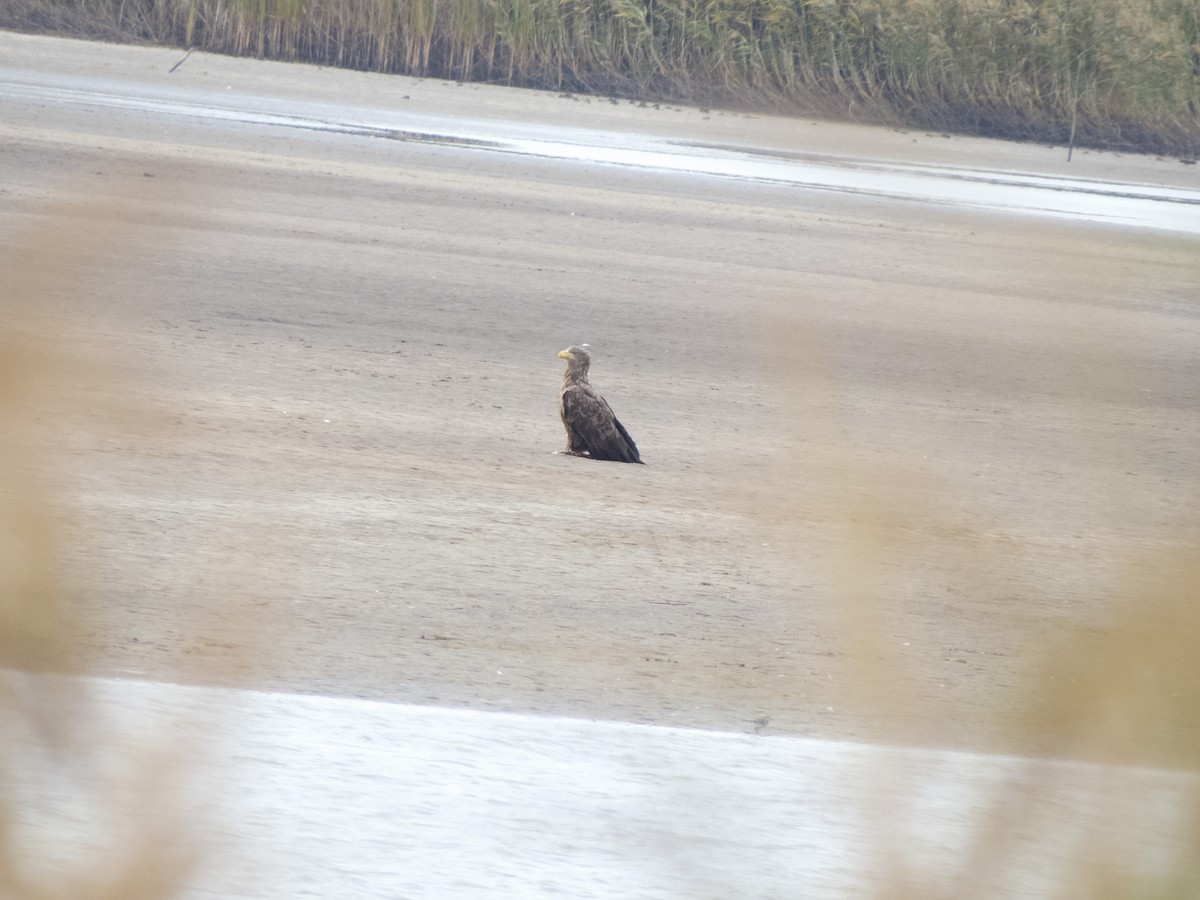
[10,677,1196,899]
[2,73,1198,235]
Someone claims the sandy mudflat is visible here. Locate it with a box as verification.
[3,30,1198,754]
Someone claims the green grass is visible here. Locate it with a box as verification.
[1,2,1197,160]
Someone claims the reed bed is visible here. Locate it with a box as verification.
[3,0,1197,154]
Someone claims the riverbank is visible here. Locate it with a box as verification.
[2,0,1198,156]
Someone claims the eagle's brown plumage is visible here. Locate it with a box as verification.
[557,345,643,464]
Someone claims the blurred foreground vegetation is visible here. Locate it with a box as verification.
[2,0,1198,154]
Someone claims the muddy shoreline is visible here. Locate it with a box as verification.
[3,31,1198,758]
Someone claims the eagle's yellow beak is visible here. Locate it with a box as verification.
[557,349,572,360]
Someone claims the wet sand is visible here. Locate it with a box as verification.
[3,30,1198,754]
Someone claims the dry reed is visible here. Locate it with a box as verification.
[1,0,1197,154]
[762,305,1200,899]
[0,187,240,900]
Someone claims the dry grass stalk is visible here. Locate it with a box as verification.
[0,188,215,900]
[759,297,1200,897]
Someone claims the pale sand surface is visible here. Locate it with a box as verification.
[3,30,1198,754]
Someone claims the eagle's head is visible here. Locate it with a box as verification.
[557,344,592,375]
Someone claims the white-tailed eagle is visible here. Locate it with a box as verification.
[557,345,643,464]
